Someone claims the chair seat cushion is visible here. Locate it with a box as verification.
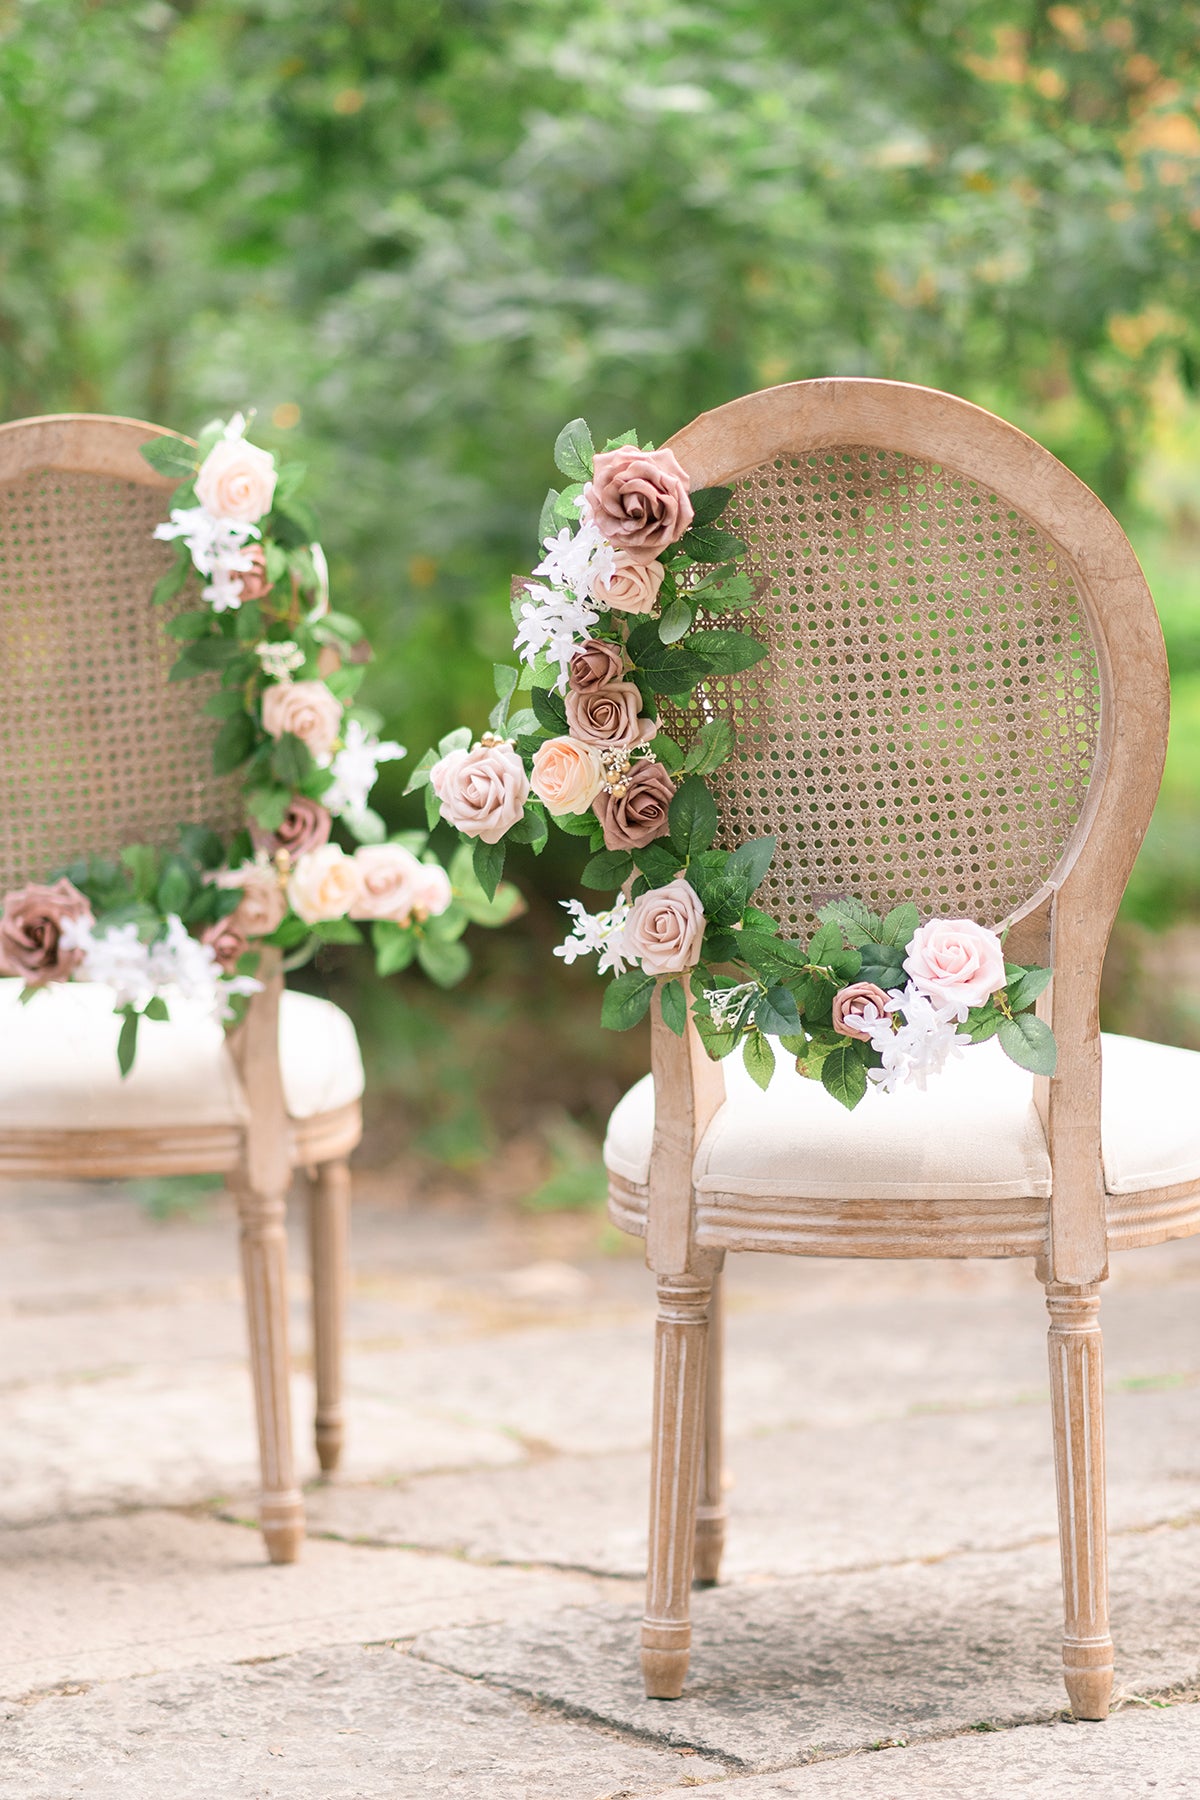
[603,1032,1200,1203]
[0,980,364,1132]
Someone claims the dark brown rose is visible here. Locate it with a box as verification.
[201,917,251,974]
[0,878,93,985]
[569,639,625,693]
[593,759,676,851]
[250,796,333,859]
[583,445,694,563]
[832,981,892,1042]
[564,681,651,749]
[236,545,274,604]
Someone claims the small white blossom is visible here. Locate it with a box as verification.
[863,982,965,1094]
[514,587,601,691]
[704,981,759,1031]
[323,718,405,820]
[59,915,260,1021]
[155,505,261,611]
[255,639,306,682]
[60,919,156,1010]
[554,895,633,977]
[530,516,617,604]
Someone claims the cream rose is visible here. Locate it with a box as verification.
[903,918,1006,1014]
[261,680,343,762]
[411,862,453,920]
[195,435,277,523]
[211,861,287,939]
[627,878,705,976]
[564,682,651,750]
[593,553,664,614]
[348,843,427,924]
[431,741,529,844]
[530,736,605,816]
[287,844,364,924]
[583,445,693,562]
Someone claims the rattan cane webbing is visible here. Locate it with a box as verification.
[0,468,243,890]
[661,445,1101,936]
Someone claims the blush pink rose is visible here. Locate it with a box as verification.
[195,434,277,522]
[261,681,343,762]
[530,736,605,816]
[431,741,530,844]
[903,918,1006,1014]
[564,682,652,750]
[200,917,251,974]
[410,862,453,920]
[583,445,694,563]
[831,981,892,1042]
[211,861,288,939]
[348,843,427,924]
[0,878,93,985]
[627,878,705,976]
[593,553,664,614]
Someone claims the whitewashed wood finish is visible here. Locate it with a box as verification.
[694,1270,726,1586]
[308,1158,350,1474]
[619,378,1171,1716]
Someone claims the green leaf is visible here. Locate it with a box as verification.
[213,712,256,775]
[424,783,442,830]
[204,689,248,720]
[403,747,439,794]
[856,943,907,988]
[658,598,693,643]
[660,978,687,1036]
[727,835,775,895]
[537,489,560,541]
[144,995,170,1023]
[178,826,225,869]
[472,836,505,901]
[437,726,472,757]
[754,984,802,1037]
[156,856,193,915]
[679,523,747,563]
[602,429,639,451]
[668,776,718,857]
[817,898,880,946]
[373,920,417,975]
[997,1013,1058,1075]
[959,1005,1002,1043]
[139,434,197,480]
[264,916,311,949]
[688,630,769,676]
[879,902,920,946]
[506,808,549,852]
[165,611,211,641]
[234,601,264,643]
[151,542,192,607]
[743,1029,776,1090]
[325,664,366,701]
[553,417,595,481]
[312,917,363,945]
[583,849,634,889]
[681,719,734,776]
[489,663,519,732]
[273,460,307,502]
[343,806,387,846]
[601,969,655,1031]
[553,809,597,838]
[116,1007,140,1079]
[531,686,567,733]
[1003,965,1053,1014]
[245,785,291,832]
[687,485,733,526]
[808,921,845,964]
[119,843,158,903]
[690,568,756,611]
[821,1040,869,1110]
[416,934,471,988]
[270,732,314,787]
[633,842,682,886]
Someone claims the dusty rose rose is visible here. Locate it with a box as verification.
[831,981,892,1042]
[211,861,288,939]
[200,917,251,974]
[287,844,364,924]
[261,681,343,762]
[530,736,605,817]
[235,545,274,604]
[249,796,333,860]
[348,843,427,924]
[0,878,93,986]
[195,434,277,523]
[594,553,665,614]
[583,445,693,563]
[569,639,625,692]
[627,878,705,976]
[564,682,652,750]
[903,918,1006,1014]
[593,758,676,851]
[411,862,453,920]
[431,741,529,844]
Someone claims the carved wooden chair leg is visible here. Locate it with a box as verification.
[643,1271,713,1699]
[1046,1282,1112,1719]
[308,1158,350,1474]
[232,1175,305,1563]
[693,1267,726,1585]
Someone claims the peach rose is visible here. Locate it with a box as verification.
[200,917,251,974]
[431,741,529,844]
[594,553,665,614]
[903,918,1006,1014]
[235,544,274,603]
[261,681,343,762]
[831,981,892,1042]
[195,434,277,523]
[0,878,93,985]
[569,639,625,692]
[583,445,693,563]
[249,796,332,860]
[287,844,364,924]
[627,878,705,976]
[564,682,651,750]
[593,758,675,851]
[530,736,605,816]
[411,862,453,920]
[211,861,288,939]
[348,843,427,924]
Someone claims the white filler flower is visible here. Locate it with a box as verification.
[554,895,633,977]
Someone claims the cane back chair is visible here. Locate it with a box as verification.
[602,379,1189,1719]
[0,414,365,1563]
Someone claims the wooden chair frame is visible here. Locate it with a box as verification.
[0,414,363,1562]
[613,379,1172,1718]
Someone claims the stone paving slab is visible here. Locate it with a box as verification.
[413,1526,1200,1770]
[0,1646,725,1800]
[667,1701,1200,1798]
[0,1510,629,1700]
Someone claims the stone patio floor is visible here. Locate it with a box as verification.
[4,1172,1200,1797]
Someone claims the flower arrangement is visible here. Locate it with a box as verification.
[410,419,1057,1108]
[0,413,513,1073]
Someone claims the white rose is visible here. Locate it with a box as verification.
[288,845,364,924]
[195,435,278,523]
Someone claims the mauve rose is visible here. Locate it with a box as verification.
[530,736,605,816]
[195,434,277,523]
[569,639,625,693]
[594,553,664,614]
[564,682,651,750]
[627,878,705,976]
[201,917,251,974]
[831,981,892,1042]
[261,680,343,762]
[903,918,1006,1014]
[583,445,693,563]
[431,741,529,844]
[250,796,332,860]
[211,862,288,939]
[0,878,93,985]
[593,759,675,852]
[236,545,274,604]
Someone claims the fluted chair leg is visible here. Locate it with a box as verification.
[693,1268,726,1585]
[232,1175,304,1563]
[643,1272,713,1699]
[1046,1283,1112,1719]
[308,1158,349,1474]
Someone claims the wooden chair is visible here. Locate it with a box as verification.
[0,414,364,1562]
[602,378,1190,1720]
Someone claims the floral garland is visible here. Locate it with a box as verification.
[0,412,512,1073]
[409,419,1056,1108]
